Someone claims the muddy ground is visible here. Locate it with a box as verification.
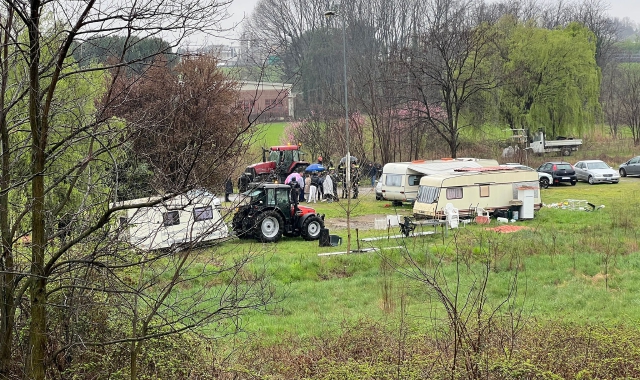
[323,214,410,231]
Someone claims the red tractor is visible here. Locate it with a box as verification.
[231,183,324,243]
[238,145,309,192]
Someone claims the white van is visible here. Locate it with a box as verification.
[413,167,541,219]
[380,159,499,205]
[113,190,229,250]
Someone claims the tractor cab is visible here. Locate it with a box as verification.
[250,185,294,215]
[269,146,303,166]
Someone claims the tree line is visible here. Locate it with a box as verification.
[243,0,640,160]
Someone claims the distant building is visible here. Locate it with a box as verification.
[238,81,295,121]
[177,44,238,66]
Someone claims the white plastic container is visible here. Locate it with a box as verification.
[374,218,387,230]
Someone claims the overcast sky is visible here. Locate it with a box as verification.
[202,0,639,45]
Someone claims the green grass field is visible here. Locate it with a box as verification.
[199,177,640,345]
[250,122,289,148]
[216,120,640,339]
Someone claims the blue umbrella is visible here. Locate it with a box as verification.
[305,163,326,172]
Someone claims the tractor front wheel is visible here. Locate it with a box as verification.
[232,211,251,239]
[301,215,324,241]
[255,211,283,243]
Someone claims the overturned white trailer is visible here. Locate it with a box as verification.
[113,190,229,250]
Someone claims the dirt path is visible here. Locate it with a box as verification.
[323,214,408,231]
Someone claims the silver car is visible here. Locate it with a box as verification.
[504,163,553,188]
[619,156,640,177]
[574,160,620,184]
[375,180,383,200]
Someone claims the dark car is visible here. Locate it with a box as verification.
[537,161,577,186]
[619,156,640,177]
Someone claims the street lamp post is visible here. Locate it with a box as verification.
[325,6,352,252]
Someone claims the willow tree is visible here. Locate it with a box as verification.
[496,20,601,137]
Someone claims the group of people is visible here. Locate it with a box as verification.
[222,160,383,204]
[304,171,336,203]
[283,169,337,203]
[334,162,362,199]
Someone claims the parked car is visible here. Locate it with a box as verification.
[537,161,577,186]
[504,163,553,188]
[573,160,620,184]
[375,180,383,200]
[619,156,640,177]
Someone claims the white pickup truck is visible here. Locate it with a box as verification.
[529,131,582,156]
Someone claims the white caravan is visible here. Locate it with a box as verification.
[113,190,229,250]
[413,167,541,219]
[380,158,499,205]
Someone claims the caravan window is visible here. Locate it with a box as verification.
[417,186,440,204]
[446,187,463,200]
[193,206,213,222]
[408,175,423,186]
[163,211,180,226]
[386,174,402,187]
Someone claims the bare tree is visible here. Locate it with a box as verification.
[601,62,624,138]
[570,0,619,68]
[384,230,525,379]
[400,0,499,158]
[0,0,277,378]
[618,65,640,145]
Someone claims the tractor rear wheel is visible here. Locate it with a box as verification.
[255,211,283,243]
[301,215,324,241]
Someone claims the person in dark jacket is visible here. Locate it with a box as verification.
[369,164,378,187]
[224,178,233,202]
[238,174,250,193]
